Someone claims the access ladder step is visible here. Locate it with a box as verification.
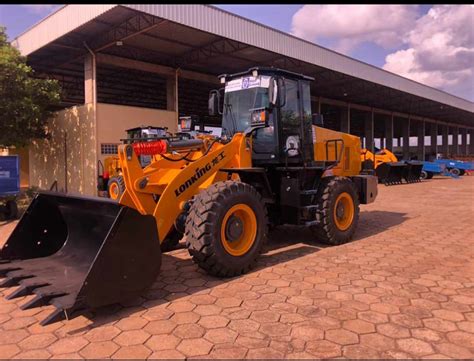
[300,189,319,195]
[300,205,319,211]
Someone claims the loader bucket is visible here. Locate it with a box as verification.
[403,161,424,183]
[375,162,406,185]
[0,191,161,325]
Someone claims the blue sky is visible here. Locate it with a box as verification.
[0,4,472,101]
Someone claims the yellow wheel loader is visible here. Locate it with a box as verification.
[361,148,423,185]
[98,126,171,201]
[0,67,377,325]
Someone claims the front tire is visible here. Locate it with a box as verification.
[311,177,360,245]
[108,176,125,200]
[420,171,433,180]
[185,181,268,277]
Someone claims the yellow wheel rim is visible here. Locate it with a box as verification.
[109,182,120,200]
[221,204,257,256]
[333,192,355,231]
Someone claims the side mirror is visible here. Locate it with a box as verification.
[312,113,324,127]
[208,90,221,116]
[268,77,277,106]
[277,77,286,107]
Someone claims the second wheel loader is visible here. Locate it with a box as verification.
[361,147,423,185]
[0,67,377,325]
[98,126,171,201]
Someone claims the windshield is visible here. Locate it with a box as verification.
[221,75,271,136]
[222,88,269,135]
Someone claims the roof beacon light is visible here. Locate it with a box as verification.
[252,69,258,78]
[220,76,226,84]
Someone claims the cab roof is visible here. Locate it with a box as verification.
[219,67,315,82]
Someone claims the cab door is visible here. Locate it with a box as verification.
[278,78,313,164]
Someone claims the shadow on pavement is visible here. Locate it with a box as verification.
[71,241,319,332]
[355,210,409,240]
[1,210,408,332]
[69,211,408,331]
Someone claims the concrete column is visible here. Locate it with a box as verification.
[441,125,449,157]
[166,76,176,111]
[470,129,474,155]
[461,128,468,155]
[364,110,374,153]
[385,114,394,151]
[417,120,425,161]
[402,117,410,160]
[430,123,438,159]
[84,53,97,104]
[452,127,459,156]
[340,106,350,133]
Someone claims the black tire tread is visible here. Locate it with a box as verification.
[311,176,360,245]
[108,175,126,200]
[185,181,268,277]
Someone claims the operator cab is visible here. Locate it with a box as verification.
[209,67,319,166]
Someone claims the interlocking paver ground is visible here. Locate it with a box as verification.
[1,176,473,359]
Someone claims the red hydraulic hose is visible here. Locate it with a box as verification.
[132,140,168,156]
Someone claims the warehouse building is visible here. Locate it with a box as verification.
[13,4,474,195]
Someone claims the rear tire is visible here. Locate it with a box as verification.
[450,168,461,176]
[108,176,125,200]
[311,177,360,245]
[420,170,428,180]
[185,181,268,277]
[426,172,434,179]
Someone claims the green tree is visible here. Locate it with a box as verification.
[0,25,61,148]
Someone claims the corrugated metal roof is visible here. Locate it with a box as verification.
[12,4,116,55]
[13,4,474,114]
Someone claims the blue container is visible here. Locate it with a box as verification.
[422,161,445,174]
[421,161,459,179]
[434,159,474,172]
[0,155,20,196]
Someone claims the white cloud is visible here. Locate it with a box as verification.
[291,5,419,54]
[291,4,474,100]
[383,5,474,100]
[21,5,60,14]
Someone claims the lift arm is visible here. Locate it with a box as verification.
[117,133,251,241]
